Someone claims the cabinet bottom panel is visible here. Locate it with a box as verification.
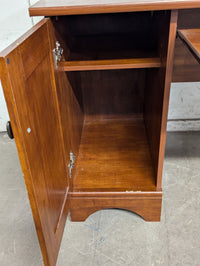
[70,193,162,222]
[73,114,156,192]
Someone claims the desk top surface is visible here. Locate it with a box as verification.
[29,0,200,16]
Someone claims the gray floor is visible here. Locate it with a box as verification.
[0,132,200,266]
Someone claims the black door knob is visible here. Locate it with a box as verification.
[6,121,14,139]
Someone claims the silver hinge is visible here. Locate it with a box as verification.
[53,41,63,69]
[68,151,75,178]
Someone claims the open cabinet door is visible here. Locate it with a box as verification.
[0,19,70,266]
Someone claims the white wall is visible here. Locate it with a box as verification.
[0,0,200,131]
[0,0,42,131]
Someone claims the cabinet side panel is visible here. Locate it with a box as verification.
[144,10,178,190]
[47,20,84,190]
[81,69,146,115]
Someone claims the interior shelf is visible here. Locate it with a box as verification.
[53,12,161,66]
[58,57,161,71]
[73,115,156,192]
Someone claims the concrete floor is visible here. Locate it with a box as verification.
[0,132,200,266]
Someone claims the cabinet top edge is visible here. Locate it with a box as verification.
[29,0,200,16]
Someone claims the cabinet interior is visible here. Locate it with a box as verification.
[53,12,160,60]
[52,11,170,193]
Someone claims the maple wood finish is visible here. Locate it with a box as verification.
[70,193,162,222]
[178,29,200,63]
[57,57,161,71]
[173,9,200,82]
[29,0,200,16]
[51,11,160,61]
[173,37,200,82]
[0,19,70,266]
[1,2,200,266]
[47,20,84,186]
[73,115,156,192]
[144,10,178,190]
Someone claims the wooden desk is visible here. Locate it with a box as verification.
[0,1,200,265]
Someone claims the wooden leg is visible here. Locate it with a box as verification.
[70,193,162,222]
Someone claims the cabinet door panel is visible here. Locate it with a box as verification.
[0,19,69,266]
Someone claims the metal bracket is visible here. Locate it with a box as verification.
[68,151,75,178]
[53,41,63,69]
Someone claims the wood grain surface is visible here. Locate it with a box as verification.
[0,19,70,266]
[173,37,200,82]
[173,9,200,82]
[51,11,159,62]
[47,20,84,191]
[73,115,156,192]
[144,10,178,190]
[2,4,197,265]
[58,57,161,71]
[70,192,162,222]
[29,0,200,16]
[178,29,200,63]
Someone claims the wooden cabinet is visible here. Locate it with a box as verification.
[0,1,200,266]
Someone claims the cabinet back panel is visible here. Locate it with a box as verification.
[80,69,146,115]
